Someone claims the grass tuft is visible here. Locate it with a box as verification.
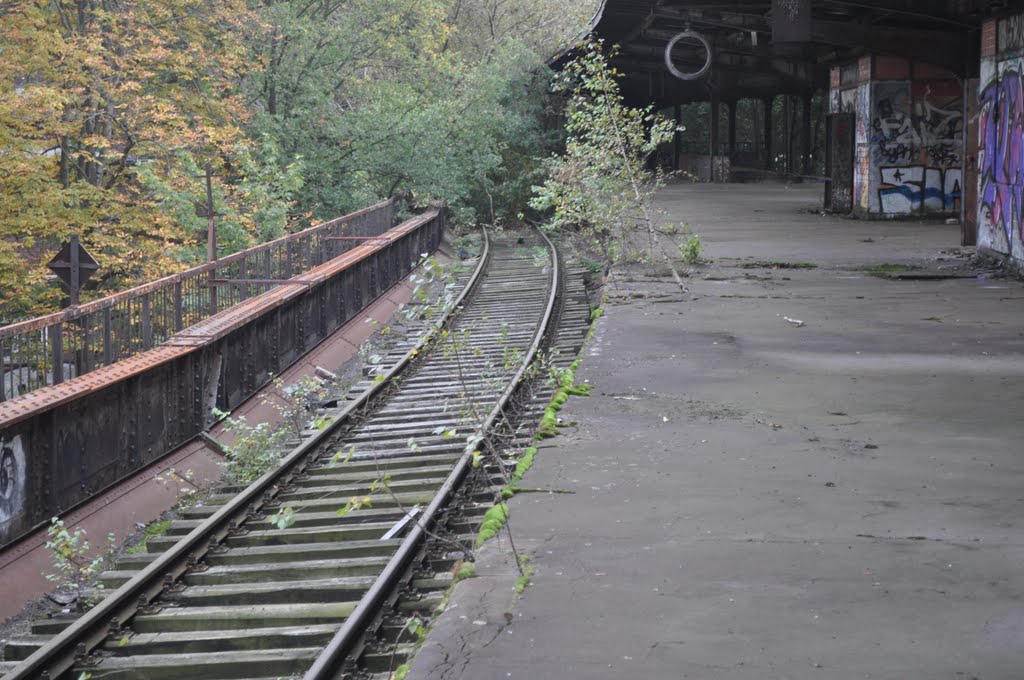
[126,519,172,555]
[866,263,923,277]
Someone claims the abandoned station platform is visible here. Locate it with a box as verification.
[408,3,1024,675]
[409,180,1024,680]
[1,1,1023,678]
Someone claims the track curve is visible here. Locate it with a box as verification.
[1,228,561,680]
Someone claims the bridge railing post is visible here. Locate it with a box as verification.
[50,324,63,385]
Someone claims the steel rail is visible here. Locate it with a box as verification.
[304,225,561,679]
[3,227,492,680]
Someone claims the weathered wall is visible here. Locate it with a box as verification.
[830,57,964,218]
[978,15,1024,268]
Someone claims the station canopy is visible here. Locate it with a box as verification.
[577,0,1009,107]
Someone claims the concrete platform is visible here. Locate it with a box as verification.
[409,182,1024,680]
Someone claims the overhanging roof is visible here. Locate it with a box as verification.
[575,0,1012,107]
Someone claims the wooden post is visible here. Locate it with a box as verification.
[51,324,63,385]
[173,281,183,332]
[141,293,152,349]
[103,307,113,365]
[784,95,793,175]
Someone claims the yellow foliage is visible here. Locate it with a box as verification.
[0,0,254,321]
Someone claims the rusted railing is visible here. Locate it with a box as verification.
[0,199,397,400]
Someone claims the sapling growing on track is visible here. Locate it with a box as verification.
[531,39,692,289]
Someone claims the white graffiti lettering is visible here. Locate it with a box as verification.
[0,435,26,526]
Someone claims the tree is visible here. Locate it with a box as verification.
[0,0,597,320]
[444,0,594,57]
[530,40,688,288]
[0,0,297,320]
[246,0,569,226]
[245,0,456,220]
[336,41,552,223]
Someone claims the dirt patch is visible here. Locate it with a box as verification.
[737,261,818,270]
[686,399,746,422]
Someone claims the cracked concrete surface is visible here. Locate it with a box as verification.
[407,182,1024,680]
[410,538,524,679]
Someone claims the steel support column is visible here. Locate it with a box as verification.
[710,93,721,183]
[801,94,813,175]
[728,101,738,158]
[784,95,794,175]
[673,104,682,172]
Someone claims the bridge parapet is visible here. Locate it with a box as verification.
[0,199,397,400]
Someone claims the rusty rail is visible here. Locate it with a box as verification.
[0,199,397,400]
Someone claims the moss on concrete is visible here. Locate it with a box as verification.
[454,561,477,583]
[475,503,510,548]
[511,447,537,487]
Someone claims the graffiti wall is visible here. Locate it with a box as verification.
[830,59,963,217]
[977,14,1024,267]
[871,81,963,215]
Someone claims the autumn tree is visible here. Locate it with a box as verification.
[0,0,298,321]
[0,0,598,321]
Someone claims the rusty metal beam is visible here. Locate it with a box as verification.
[206,279,312,287]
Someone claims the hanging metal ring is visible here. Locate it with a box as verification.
[664,30,712,81]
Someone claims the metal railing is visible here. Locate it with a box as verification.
[0,199,397,400]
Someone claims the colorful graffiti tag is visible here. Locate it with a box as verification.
[979,69,1024,251]
[856,85,871,209]
[855,148,870,209]
[879,166,962,213]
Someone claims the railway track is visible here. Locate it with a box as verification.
[0,227,593,679]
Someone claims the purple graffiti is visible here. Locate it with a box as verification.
[979,70,1024,248]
